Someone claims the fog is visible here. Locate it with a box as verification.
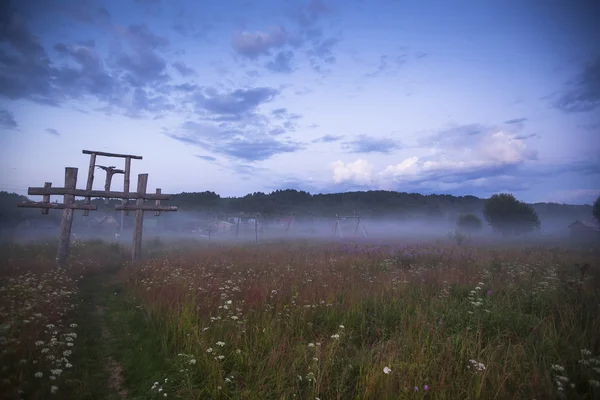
[2,209,589,247]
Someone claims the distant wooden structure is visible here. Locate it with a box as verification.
[568,220,600,242]
[17,150,177,266]
[332,213,368,239]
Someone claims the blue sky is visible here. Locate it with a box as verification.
[0,0,599,205]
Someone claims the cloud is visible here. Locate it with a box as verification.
[0,5,175,118]
[172,61,196,77]
[312,134,343,143]
[0,109,18,130]
[110,24,170,87]
[554,54,600,113]
[194,87,279,117]
[45,128,60,136]
[165,85,304,162]
[342,135,401,154]
[232,26,288,59]
[329,128,539,193]
[505,118,527,124]
[331,159,375,185]
[195,154,217,161]
[266,51,295,73]
[168,121,304,161]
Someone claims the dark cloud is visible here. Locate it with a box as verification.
[167,122,304,162]
[195,155,217,161]
[165,84,304,161]
[505,117,528,124]
[45,128,60,135]
[554,55,600,113]
[195,87,279,117]
[514,133,539,140]
[172,61,196,77]
[111,24,170,87]
[342,135,401,154]
[0,4,175,117]
[231,26,288,59]
[0,108,18,130]
[266,51,295,73]
[312,134,343,143]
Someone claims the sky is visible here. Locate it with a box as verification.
[0,0,599,205]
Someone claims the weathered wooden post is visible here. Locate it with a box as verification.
[114,174,177,264]
[18,167,99,267]
[57,168,77,266]
[82,153,96,216]
[132,174,147,263]
[41,182,51,215]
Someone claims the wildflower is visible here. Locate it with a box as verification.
[339,325,345,329]
[236,349,241,354]
[383,366,392,374]
[189,359,196,365]
[216,341,225,347]
[308,343,315,347]
[424,384,429,391]
[34,372,43,378]
[50,386,58,394]
[206,348,213,353]
[331,334,340,339]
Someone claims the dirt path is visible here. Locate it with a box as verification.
[73,270,129,400]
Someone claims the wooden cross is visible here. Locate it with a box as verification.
[18,167,98,266]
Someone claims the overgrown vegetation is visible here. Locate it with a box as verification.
[2,239,599,399]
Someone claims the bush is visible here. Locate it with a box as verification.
[457,213,482,234]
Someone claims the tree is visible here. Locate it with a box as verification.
[483,193,541,236]
[457,213,482,234]
[593,195,600,223]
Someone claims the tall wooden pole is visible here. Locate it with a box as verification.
[132,174,148,263]
[57,168,78,267]
[121,156,132,237]
[83,153,96,216]
[41,182,51,215]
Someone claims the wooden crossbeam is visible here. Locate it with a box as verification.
[18,202,98,211]
[28,187,172,200]
[82,150,142,159]
[114,205,177,212]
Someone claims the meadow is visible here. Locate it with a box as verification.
[1,238,599,399]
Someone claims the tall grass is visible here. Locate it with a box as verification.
[120,241,600,399]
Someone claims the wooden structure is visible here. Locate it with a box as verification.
[17,150,177,266]
[568,220,600,242]
[332,214,368,239]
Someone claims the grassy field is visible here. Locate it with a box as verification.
[1,238,599,399]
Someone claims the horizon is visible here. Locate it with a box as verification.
[1,0,599,205]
